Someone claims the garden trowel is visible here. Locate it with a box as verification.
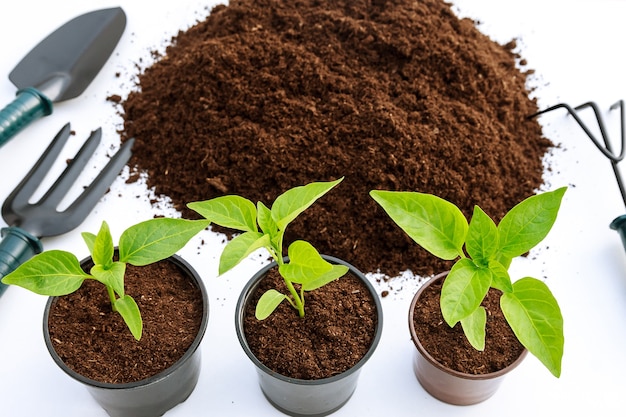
[0,7,126,148]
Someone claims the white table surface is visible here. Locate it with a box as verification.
[1,1,625,416]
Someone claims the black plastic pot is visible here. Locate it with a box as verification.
[408,273,527,405]
[235,255,383,417]
[43,254,209,417]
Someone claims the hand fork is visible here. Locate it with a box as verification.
[0,123,134,296]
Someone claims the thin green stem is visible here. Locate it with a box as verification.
[270,231,304,316]
[106,286,118,312]
[267,236,283,265]
[284,279,305,317]
[283,296,298,311]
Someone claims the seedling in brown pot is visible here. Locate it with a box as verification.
[188,178,347,319]
[1,218,209,340]
[370,187,566,377]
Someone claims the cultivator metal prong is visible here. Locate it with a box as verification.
[530,100,626,208]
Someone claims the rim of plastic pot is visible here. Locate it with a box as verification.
[42,253,209,389]
[408,271,528,381]
[235,254,383,385]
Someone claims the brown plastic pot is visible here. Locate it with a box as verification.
[43,253,209,417]
[235,255,383,417]
[408,272,527,405]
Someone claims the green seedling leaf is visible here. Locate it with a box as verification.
[501,277,564,378]
[114,295,143,340]
[488,259,513,293]
[257,201,278,235]
[256,201,282,257]
[119,218,209,266]
[272,178,343,231]
[466,206,498,264]
[188,195,258,233]
[82,232,97,256]
[440,259,492,326]
[460,306,486,351]
[1,250,89,296]
[219,231,270,275]
[302,264,349,291]
[498,187,566,259]
[279,240,332,285]
[370,190,467,260]
[91,262,126,297]
[91,221,114,269]
[495,252,514,271]
[255,289,288,320]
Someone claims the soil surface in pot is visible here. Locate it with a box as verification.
[115,0,552,279]
[47,260,204,384]
[413,278,525,374]
[243,268,378,380]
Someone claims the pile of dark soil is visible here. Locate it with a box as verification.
[116,0,552,278]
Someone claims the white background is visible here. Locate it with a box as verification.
[1,1,625,416]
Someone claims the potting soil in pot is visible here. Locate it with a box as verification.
[413,278,525,374]
[47,261,204,384]
[244,268,378,379]
[117,0,552,278]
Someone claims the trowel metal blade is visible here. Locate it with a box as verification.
[8,7,126,101]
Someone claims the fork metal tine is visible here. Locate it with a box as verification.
[57,137,135,233]
[1,123,134,237]
[39,127,101,208]
[2,123,72,222]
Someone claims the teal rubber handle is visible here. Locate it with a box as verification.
[0,87,53,148]
[0,227,43,297]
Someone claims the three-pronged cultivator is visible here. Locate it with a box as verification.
[531,100,626,250]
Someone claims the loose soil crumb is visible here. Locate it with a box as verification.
[118,0,552,278]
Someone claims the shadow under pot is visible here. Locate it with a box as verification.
[235,255,383,417]
[408,272,527,405]
[43,253,209,417]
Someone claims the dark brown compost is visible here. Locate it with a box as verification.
[117,0,552,278]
